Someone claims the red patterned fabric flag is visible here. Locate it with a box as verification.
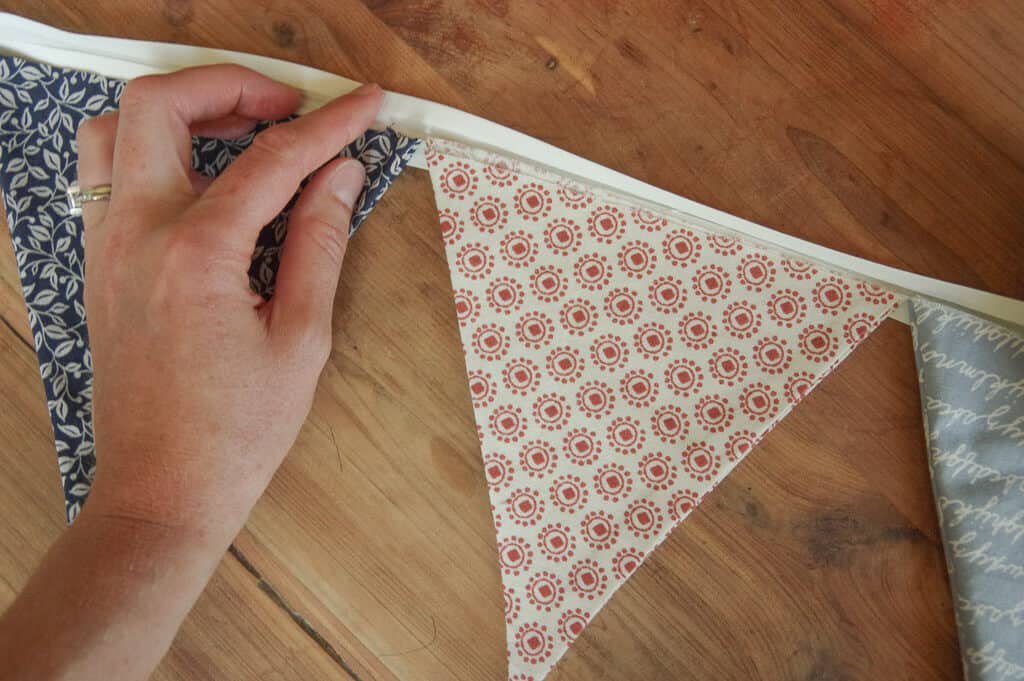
[425,139,902,680]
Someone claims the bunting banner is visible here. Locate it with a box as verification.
[0,16,1023,681]
[910,300,1024,681]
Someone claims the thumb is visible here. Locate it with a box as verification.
[271,157,365,344]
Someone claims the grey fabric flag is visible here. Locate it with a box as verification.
[910,299,1024,681]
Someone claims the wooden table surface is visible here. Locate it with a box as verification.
[2,2,1022,679]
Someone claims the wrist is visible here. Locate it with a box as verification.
[81,449,253,557]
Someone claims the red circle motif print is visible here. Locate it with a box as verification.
[812,276,852,316]
[573,253,612,290]
[498,536,533,576]
[556,180,594,209]
[607,416,646,455]
[664,358,704,397]
[538,523,577,563]
[624,499,664,540]
[562,428,601,466]
[737,252,776,292]
[515,312,554,349]
[455,242,493,280]
[575,380,616,418]
[581,510,619,550]
[503,357,541,395]
[678,311,718,350]
[668,489,703,522]
[549,474,589,513]
[633,322,673,360]
[467,369,495,408]
[767,288,808,327]
[545,345,584,384]
[752,336,792,375]
[506,488,545,526]
[709,346,748,387]
[706,233,741,256]
[499,230,537,268]
[662,228,702,266]
[568,559,609,600]
[681,441,720,482]
[587,205,626,243]
[559,298,599,335]
[593,462,633,502]
[692,263,732,303]
[515,622,554,665]
[638,451,677,491]
[612,548,645,580]
[648,276,687,314]
[799,323,839,362]
[489,404,526,442]
[724,430,759,462]
[619,369,659,408]
[482,452,513,490]
[438,208,464,245]
[470,194,510,232]
[604,288,643,325]
[544,217,583,255]
[514,182,553,221]
[533,392,571,431]
[519,439,556,477]
[589,334,630,372]
[631,208,667,232]
[617,240,657,278]
[530,265,568,303]
[486,276,524,315]
[557,609,590,644]
[472,323,509,361]
[651,405,689,444]
[438,160,478,199]
[739,382,781,422]
[525,571,565,612]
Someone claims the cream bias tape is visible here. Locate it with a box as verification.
[2,12,1022,328]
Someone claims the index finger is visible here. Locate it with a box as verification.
[186,84,383,249]
[112,64,302,207]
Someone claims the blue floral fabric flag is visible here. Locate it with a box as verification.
[911,299,1024,681]
[0,55,420,522]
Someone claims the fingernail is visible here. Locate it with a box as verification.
[349,83,382,97]
[329,158,365,208]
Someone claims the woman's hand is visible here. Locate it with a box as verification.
[0,64,383,681]
[81,65,382,539]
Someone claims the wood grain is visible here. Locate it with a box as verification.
[2,1,1022,679]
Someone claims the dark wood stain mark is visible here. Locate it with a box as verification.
[794,509,931,569]
[161,0,194,27]
[272,21,299,49]
[786,126,986,287]
[615,38,648,67]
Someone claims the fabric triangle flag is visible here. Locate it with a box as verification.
[910,299,1024,681]
[425,138,903,680]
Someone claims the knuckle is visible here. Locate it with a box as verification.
[300,215,348,264]
[120,75,160,107]
[250,125,301,163]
